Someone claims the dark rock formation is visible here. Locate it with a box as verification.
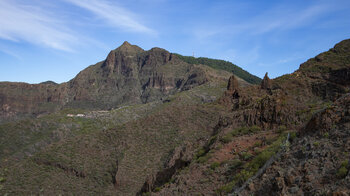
[260,72,271,90]
[227,75,239,91]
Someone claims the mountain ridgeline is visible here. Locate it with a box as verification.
[174,54,262,84]
[0,41,255,122]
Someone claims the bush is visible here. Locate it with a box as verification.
[220,134,233,143]
[195,148,206,159]
[239,152,253,161]
[210,162,220,170]
[197,154,211,163]
[231,126,261,137]
[250,151,274,171]
[276,125,287,134]
[290,132,297,141]
[227,159,243,172]
[337,166,348,178]
[323,132,329,138]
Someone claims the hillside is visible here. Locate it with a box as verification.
[140,39,350,195]
[0,39,349,195]
[174,54,261,84]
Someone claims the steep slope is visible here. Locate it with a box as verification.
[175,54,262,84]
[239,94,350,195]
[0,41,234,122]
[146,39,350,195]
[0,77,248,195]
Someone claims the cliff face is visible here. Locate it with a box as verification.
[0,42,217,121]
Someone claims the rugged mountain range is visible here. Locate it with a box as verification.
[0,41,252,122]
[0,39,349,195]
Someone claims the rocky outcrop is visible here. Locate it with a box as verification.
[220,75,241,109]
[138,143,195,195]
[260,72,271,90]
[240,94,350,196]
[227,75,239,91]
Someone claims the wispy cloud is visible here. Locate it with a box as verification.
[65,0,156,34]
[191,3,334,40]
[249,4,330,34]
[0,0,78,52]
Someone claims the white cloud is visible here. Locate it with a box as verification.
[64,0,156,34]
[0,0,78,52]
[191,3,333,41]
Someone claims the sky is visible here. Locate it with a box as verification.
[0,0,349,83]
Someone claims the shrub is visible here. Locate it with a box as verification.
[195,148,206,159]
[337,166,348,178]
[276,125,287,134]
[231,126,261,137]
[290,132,297,141]
[227,159,243,173]
[239,152,253,161]
[210,162,220,170]
[220,134,233,143]
[197,154,211,163]
[323,132,329,138]
[253,141,262,148]
[250,125,261,133]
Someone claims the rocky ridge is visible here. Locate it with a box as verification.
[0,41,242,122]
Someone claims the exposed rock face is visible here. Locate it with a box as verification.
[220,75,241,109]
[0,42,217,121]
[227,75,239,91]
[240,94,350,196]
[260,72,271,90]
[219,39,350,129]
[138,143,195,195]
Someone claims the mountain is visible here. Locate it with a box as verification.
[140,39,350,195]
[0,39,349,195]
[0,41,247,123]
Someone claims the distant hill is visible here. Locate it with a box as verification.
[174,54,261,84]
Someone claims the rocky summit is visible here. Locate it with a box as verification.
[0,39,350,196]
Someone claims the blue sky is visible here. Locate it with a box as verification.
[0,0,349,83]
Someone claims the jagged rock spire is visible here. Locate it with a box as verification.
[261,72,271,90]
[227,75,239,91]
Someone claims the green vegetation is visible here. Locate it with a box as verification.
[290,132,297,141]
[174,54,261,84]
[276,125,287,134]
[219,126,261,144]
[220,134,233,143]
[337,160,349,178]
[217,133,287,194]
[323,132,329,138]
[239,152,253,161]
[210,162,220,170]
[231,126,261,137]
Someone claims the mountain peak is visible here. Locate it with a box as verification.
[115,41,144,54]
[122,41,131,46]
